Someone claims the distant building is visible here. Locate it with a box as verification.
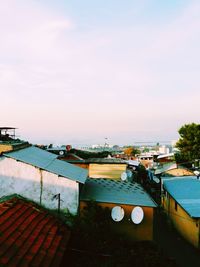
[159,145,170,154]
[162,177,200,247]
[80,178,157,241]
[138,154,154,169]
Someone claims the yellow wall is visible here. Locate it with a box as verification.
[89,164,127,179]
[0,144,13,154]
[80,201,154,241]
[162,193,199,247]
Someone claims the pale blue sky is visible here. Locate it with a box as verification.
[0,0,199,145]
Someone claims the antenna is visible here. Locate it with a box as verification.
[131,206,144,224]
[111,206,125,222]
[121,172,128,181]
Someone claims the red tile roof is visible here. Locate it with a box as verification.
[0,196,71,267]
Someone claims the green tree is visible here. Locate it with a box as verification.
[176,123,200,162]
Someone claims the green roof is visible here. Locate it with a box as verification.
[4,146,88,184]
[81,178,157,207]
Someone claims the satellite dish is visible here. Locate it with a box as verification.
[194,170,200,176]
[111,206,125,222]
[59,150,64,155]
[121,172,128,181]
[127,170,132,178]
[131,206,144,224]
[153,176,160,184]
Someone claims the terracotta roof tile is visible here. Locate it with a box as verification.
[0,197,71,267]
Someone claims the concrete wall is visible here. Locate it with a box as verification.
[80,201,154,241]
[89,164,127,179]
[0,157,79,214]
[162,193,199,247]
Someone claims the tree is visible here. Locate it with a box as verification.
[123,147,140,157]
[176,123,200,162]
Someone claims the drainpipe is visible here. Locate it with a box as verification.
[39,169,43,205]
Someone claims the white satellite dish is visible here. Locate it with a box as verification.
[111,206,125,222]
[153,176,160,184]
[121,172,128,181]
[127,170,132,178]
[194,170,200,176]
[59,150,64,155]
[131,206,144,224]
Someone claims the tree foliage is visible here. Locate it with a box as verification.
[176,123,200,162]
[123,147,140,157]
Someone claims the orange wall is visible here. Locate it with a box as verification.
[71,163,89,169]
[80,201,154,241]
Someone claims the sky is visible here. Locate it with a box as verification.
[0,0,200,146]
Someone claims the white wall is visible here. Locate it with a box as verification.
[0,156,79,214]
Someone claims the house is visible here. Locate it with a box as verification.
[80,178,157,241]
[0,145,88,215]
[162,177,200,247]
[0,195,70,266]
[63,158,127,179]
[138,154,154,169]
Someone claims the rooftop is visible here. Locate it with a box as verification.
[3,146,88,184]
[80,178,157,207]
[163,177,200,218]
[0,196,70,267]
[64,158,126,164]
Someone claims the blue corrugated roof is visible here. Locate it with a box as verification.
[80,178,157,207]
[163,177,200,218]
[4,146,88,184]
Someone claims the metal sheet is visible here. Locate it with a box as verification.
[4,146,88,184]
[81,178,157,207]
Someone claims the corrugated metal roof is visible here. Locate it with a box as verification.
[0,196,70,267]
[155,162,177,175]
[157,153,174,159]
[4,146,88,184]
[85,158,126,164]
[163,177,200,218]
[125,160,140,167]
[80,178,157,207]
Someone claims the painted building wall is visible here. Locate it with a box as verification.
[80,201,154,241]
[162,193,199,247]
[89,164,127,179]
[0,157,79,214]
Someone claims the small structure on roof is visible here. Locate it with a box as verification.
[80,178,157,241]
[0,127,17,141]
[0,145,88,214]
[0,195,70,267]
[162,177,200,247]
[0,127,29,154]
